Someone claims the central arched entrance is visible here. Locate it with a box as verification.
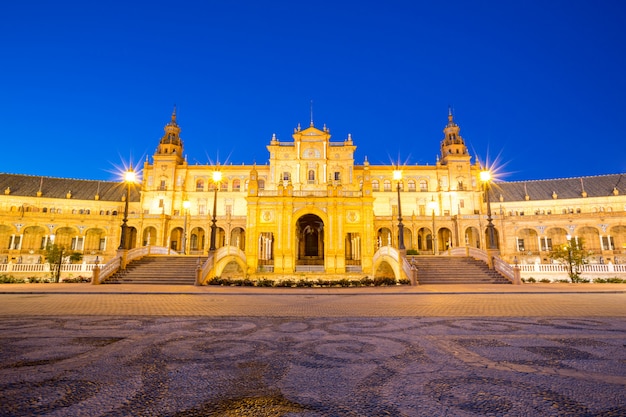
[296,214,324,267]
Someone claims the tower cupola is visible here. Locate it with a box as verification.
[156,107,184,163]
[440,108,469,165]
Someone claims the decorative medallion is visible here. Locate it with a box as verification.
[261,211,273,222]
[346,211,359,223]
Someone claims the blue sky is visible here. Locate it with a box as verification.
[2,1,625,182]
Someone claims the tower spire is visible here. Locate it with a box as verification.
[310,100,314,127]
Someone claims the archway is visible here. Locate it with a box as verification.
[464,227,480,248]
[170,227,183,252]
[438,227,453,251]
[296,214,324,265]
[417,227,433,252]
[516,228,539,254]
[143,226,157,246]
[54,227,76,248]
[374,260,395,278]
[377,227,392,248]
[231,227,245,250]
[84,228,107,253]
[22,226,47,251]
[190,227,206,253]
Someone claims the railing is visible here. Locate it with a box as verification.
[517,263,626,273]
[97,257,121,283]
[493,256,515,283]
[372,246,399,266]
[401,257,413,280]
[0,262,98,274]
[200,252,215,283]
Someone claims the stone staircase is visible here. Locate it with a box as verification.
[412,256,511,284]
[105,256,205,285]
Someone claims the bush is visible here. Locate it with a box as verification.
[204,276,408,287]
[0,274,25,284]
[373,276,396,286]
[594,277,626,283]
[63,276,91,283]
[406,249,419,255]
[524,277,536,283]
[539,278,551,283]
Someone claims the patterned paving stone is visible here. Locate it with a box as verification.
[1,314,626,416]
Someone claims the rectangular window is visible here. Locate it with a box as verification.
[541,238,552,251]
[99,238,106,251]
[198,205,206,215]
[159,199,164,208]
[71,237,84,251]
[517,238,525,252]
[602,236,615,250]
[334,172,341,181]
[459,199,465,208]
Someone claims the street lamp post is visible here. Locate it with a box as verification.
[393,170,405,251]
[480,169,497,250]
[209,171,223,251]
[428,196,437,254]
[182,200,190,255]
[118,167,136,250]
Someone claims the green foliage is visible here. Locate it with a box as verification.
[205,275,405,287]
[406,249,419,255]
[43,243,84,282]
[593,277,626,283]
[0,274,25,283]
[548,238,592,283]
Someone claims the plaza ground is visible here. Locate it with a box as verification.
[1,284,625,416]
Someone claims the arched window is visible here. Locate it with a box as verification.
[308,170,315,183]
[220,181,228,191]
[196,179,204,191]
[419,180,428,192]
[408,180,416,192]
[233,179,241,191]
[383,180,392,192]
[258,179,265,190]
[372,180,379,191]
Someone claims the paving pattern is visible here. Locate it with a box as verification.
[1,291,626,416]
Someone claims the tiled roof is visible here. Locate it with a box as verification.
[0,173,140,202]
[491,173,626,202]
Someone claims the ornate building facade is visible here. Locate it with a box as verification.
[1,109,625,279]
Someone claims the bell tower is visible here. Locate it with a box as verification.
[439,108,470,165]
[155,107,184,165]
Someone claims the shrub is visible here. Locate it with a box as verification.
[360,276,374,286]
[63,276,91,283]
[406,249,418,255]
[373,276,396,286]
[255,278,274,287]
[525,277,536,283]
[0,274,25,284]
[539,278,551,283]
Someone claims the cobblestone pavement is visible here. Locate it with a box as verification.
[1,289,626,416]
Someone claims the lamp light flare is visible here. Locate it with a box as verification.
[124,169,136,183]
[212,171,223,183]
